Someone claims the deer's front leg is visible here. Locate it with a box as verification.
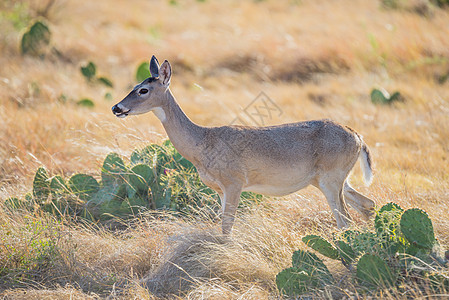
[221,184,242,235]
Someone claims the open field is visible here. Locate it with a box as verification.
[1,0,449,298]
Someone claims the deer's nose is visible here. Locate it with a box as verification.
[112,104,122,114]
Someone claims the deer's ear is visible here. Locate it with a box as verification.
[159,60,171,87]
[149,55,160,77]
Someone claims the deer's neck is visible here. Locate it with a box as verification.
[157,90,206,164]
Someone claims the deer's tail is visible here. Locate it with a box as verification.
[360,142,373,186]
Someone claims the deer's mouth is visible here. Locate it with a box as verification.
[115,110,130,118]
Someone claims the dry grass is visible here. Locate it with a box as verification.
[1,0,449,298]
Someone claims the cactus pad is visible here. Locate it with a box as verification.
[356,253,395,287]
[302,234,339,259]
[88,183,127,219]
[21,20,51,56]
[400,208,435,249]
[50,175,67,196]
[33,166,50,202]
[129,164,154,195]
[80,62,96,81]
[276,267,318,296]
[351,232,378,254]
[336,240,356,265]
[370,88,401,105]
[292,249,333,283]
[68,174,99,201]
[376,202,403,216]
[375,202,403,233]
[173,151,195,170]
[101,153,127,185]
[131,144,165,166]
[120,196,148,214]
[153,186,173,209]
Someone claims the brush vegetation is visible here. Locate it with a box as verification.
[277,203,448,297]
[1,0,449,298]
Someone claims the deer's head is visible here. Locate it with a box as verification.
[112,55,171,120]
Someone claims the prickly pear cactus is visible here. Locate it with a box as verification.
[173,151,195,170]
[375,202,403,232]
[302,235,339,259]
[128,164,153,196]
[68,174,99,201]
[131,145,165,167]
[33,166,50,202]
[400,208,435,249]
[87,183,127,220]
[342,229,360,244]
[167,140,194,170]
[128,195,148,208]
[375,202,407,254]
[276,267,318,297]
[136,61,150,82]
[374,202,404,232]
[120,196,148,215]
[149,145,171,174]
[370,88,401,105]
[101,153,127,185]
[99,184,127,218]
[351,232,378,255]
[336,240,356,265]
[292,249,333,283]
[356,253,395,287]
[50,175,67,197]
[21,20,51,56]
[153,186,173,210]
[80,62,96,81]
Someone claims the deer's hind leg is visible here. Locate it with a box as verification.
[343,181,376,220]
[317,176,352,229]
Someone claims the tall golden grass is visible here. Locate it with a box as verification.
[1,0,448,298]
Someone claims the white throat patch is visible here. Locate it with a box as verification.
[152,107,166,122]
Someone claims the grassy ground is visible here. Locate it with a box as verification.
[1,0,449,298]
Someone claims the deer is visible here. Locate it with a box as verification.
[112,55,376,235]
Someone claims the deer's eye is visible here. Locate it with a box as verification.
[139,88,148,95]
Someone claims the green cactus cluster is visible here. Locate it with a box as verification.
[5,140,261,222]
[80,61,114,87]
[21,20,51,56]
[277,202,448,297]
